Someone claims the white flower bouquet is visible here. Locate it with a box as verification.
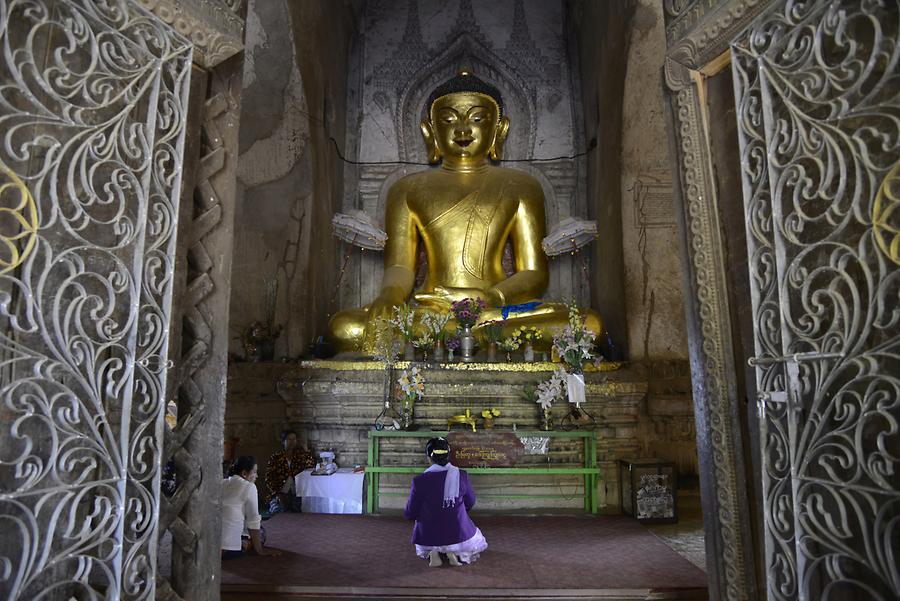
[420,310,451,342]
[535,368,568,410]
[389,302,416,343]
[396,366,425,429]
[397,366,425,403]
[552,302,597,374]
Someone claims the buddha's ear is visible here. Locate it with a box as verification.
[489,116,510,162]
[420,119,442,163]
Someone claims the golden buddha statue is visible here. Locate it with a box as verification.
[329,72,601,353]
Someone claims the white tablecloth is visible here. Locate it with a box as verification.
[294,467,364,514]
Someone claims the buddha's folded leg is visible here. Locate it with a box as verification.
[329,301,603,355]
[327,307,368,352]
[474,303,603,351]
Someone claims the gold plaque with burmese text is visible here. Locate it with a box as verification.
[448,432,524,467]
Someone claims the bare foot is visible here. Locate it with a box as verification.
[428,551,442,567]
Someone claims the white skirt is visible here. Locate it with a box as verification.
[415,528,488,564]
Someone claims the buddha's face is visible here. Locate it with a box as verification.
[423,91,508,167]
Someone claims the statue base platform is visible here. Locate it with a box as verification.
[277,359,650,513]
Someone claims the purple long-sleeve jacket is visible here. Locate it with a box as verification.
[404,469,477,546]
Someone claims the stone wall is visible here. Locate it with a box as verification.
[620,0,689,361]
[223,362,296,503]
[642,360,698,487]
[568,0,689,365]
[567,0,635,360]
[568,0,697,491]
[617,1,696,484]
[229,0,361,359]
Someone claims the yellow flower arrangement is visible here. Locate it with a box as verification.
[481,408,501,419]
[511,325,542,345]
[498,337,521,352]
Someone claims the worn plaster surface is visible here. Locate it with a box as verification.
[569,0,634,359]
[230,0,359,358]
[621,0,688,360]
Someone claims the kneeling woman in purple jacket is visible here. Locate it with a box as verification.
[404,437,488,566]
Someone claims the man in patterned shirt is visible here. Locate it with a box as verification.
[265,429,315,513]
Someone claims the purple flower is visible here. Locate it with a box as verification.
[451,297,483,326]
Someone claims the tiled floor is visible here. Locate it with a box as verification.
[645,492,707,571]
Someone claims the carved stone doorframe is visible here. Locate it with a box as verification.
[663,1,773,600]
[137,2,246,601]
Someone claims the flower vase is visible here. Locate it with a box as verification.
[259,338,276,361]
[404,341,415,361]
[460,325,476,362]
[433,340,444,362]
[524,343,535,362]
[540,407,552,431]
[401,398,415,430]
[487,342,497,362]
[566,372,586,406]
[483,417,494,429]
[506,351,512,362]
[448,349,455,362]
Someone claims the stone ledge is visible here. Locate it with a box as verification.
[295,359,626,372]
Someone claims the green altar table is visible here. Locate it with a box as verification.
[365,430,599,514]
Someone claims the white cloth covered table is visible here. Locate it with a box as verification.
[294,467,364,514]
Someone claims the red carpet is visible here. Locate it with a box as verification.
[220,513,707,599]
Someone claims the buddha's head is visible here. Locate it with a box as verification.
[421,71,510,168]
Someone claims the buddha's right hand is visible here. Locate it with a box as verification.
[415,286,489,309]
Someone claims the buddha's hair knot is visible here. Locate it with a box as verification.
[425,71,503,117]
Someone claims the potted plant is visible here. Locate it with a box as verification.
[450,298,486,362]
[412,333,435,362]
[390,302,416,360]
[482,320,504,362]
[511,325,542,361]
[532,369,567,430]
[498,336,521,362]
[396,366,425,430]
[551,302,598,425]
[445,335,460,361]
[481,407,500,429]
[421,310,451,362]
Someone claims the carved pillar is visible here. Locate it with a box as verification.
[661,2,775,599]
[149,2,245,601]
[664,56,756,601]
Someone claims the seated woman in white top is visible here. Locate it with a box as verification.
[221,455,281,558]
